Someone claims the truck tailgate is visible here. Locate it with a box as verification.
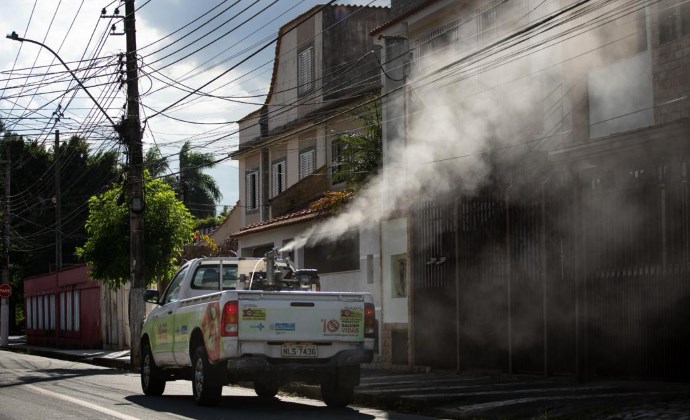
[237,292,367,342]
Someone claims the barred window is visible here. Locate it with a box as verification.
[660,2,690,44]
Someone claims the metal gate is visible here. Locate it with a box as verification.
[411,156,690,379]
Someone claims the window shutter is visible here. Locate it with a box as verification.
[246,171,259,210]
[298,47,313,95]
[299,149,315,179]
[272,161,285,197]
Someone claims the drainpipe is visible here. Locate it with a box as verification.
[454,195,461,372]
[505,184,513,375]
[541,177,550,376]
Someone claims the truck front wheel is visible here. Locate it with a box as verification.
[192,345,222,406]
[141,341,166,396]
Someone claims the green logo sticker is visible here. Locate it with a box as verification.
[242,307,266,320]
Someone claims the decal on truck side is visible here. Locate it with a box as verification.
[201,301,221,362]
[242,308,266,321]
[157,323,169,340]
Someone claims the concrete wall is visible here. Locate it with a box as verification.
[381,218,408,324]
[651,0,690,124]
[238,111,261,144]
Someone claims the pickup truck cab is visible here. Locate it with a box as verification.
[140,255,377,407]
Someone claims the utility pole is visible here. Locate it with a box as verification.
[0,142,10,347]
[55,130,62,270]
[124,0,145,367]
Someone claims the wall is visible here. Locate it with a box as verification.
[321,6,391,101]
[101,283,130,350]
[24,265,102,349]
[238,111,261,144]
[382,218,408,324]
[270,30,299,131]
[652,1,690,124]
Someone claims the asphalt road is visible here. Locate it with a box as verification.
[0,350,433,420]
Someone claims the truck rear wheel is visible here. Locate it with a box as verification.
[254,380,279,398]
[141,341,166,396]
[192,345,222,406]
[320,381,354,408]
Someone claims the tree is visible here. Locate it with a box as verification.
[311,98,382,212]
[0,130,120,332]
[179,141,221,219]
[76,173,194,289]
[332,98,383,189]
[144,146,170,179]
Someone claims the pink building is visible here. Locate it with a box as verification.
[24,265,102,348]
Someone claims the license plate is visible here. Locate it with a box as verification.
[281,343,317,358]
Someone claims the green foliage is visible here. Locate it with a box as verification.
[310,98,382,213]
[179,141,222,219]
[143,142,222,219]
[194,215,219,231]
[77,174,194,289]
[0,133,119,279]
[332,98,382,190]
[144,146,170,179]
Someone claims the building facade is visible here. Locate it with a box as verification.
[230,5,392,365]
[375,0,690,379]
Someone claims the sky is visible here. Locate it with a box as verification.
[0,0,390,212]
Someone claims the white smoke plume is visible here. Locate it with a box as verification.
[280,0,635,253]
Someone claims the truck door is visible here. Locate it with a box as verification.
[148,266,188,366]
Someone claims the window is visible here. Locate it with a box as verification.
[331,141,343,184]
[391,254,407,298]
[66,291,72,331]
[660,2,690,44]
[49,294,55,330]
[588,52,653,138]
[74,290,80,332]
[246,170,259,211]
[25,298,32,330]
[191,265,238,290]
[299,149,316,179]
[272,160,286,197]
[298,46,314,96]
[38,295,43,330]
[58,290,80,332]
[479,0,528,45]
[304,231,359,273]
[60,293,65,330]
[161,266,189,305]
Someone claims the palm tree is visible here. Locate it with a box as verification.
[144,146,171,179]
[179,141,221,219]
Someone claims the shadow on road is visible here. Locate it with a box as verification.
[125,394,376,419]
[1,367,122,389]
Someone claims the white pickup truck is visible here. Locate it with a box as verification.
[140,253,377,407]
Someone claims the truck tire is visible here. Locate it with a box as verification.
[141,341,166,396]
[192,345,223,406]
[254,380,279,398]
[320,380,354,408]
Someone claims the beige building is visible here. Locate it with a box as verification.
[230,5,392,365]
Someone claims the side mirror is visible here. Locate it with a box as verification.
[143,289,159,304]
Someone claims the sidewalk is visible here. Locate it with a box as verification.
[5,335,690,419]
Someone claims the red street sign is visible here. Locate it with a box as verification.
[0,284,11,298]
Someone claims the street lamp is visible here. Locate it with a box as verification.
[5,31,118,128]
